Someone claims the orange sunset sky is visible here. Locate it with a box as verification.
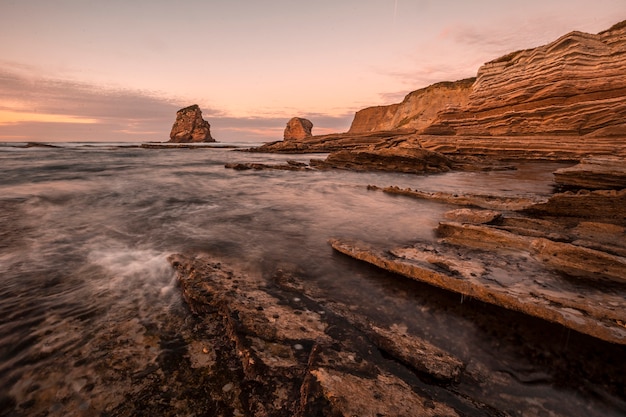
[0,0,624,142]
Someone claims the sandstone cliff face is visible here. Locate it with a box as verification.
[169,104,215,143]
[348,79,475,134]
[425,22,626,137]
[284,117,313,141]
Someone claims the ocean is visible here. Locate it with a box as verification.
[0,142,623,416]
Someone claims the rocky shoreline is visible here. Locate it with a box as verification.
[167,20,626,416]
[168,246,626,416]
[170,156,626,416]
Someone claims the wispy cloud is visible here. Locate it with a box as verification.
[0,65,354,142]
[0,65,183,141]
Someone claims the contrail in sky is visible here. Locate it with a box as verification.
[394,0,398,24]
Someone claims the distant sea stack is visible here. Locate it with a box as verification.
[284,117,313,141]
[169,104,215,143]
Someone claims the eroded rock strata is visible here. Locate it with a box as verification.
[425,22,626,137]
[330,234,626,345]
[335,179,626,345]
[553,157,626,190]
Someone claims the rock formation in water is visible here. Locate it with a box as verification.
[283,117,313,141]
[251,20,626,163]
[310,145,454,174]
[169,104,215,143]
[334,171,626,345]
[424,21,626,137]
[348,79,475,134]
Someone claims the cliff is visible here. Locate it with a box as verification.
[348,79,475,134]
[252,20,626,161]
[424,21,626,137]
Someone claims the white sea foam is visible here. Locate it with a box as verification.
[87,247,175,295]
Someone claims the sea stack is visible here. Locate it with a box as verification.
[284,117,313,141]
[169,104,215,143]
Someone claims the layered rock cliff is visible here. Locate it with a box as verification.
[348,79,475,134]
[424,21,626,137]
[252,20,626,162]
[169,104,215,143]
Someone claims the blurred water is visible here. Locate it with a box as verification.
[1,143,621,416]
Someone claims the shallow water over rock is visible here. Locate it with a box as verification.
[0,144,622,416]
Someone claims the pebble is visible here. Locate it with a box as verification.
[222,383,234,393]
[293,344,304,351]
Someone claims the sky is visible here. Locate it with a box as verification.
[0,0,624,143]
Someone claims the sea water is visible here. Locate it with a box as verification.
[0,143,622,416]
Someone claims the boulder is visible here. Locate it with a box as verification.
[283,117,313,141]
[169,104,215,143]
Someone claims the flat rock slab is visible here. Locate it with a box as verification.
[524,188,626,226]
[554,157,626,190]
[375,185,544,210]
[329,238,626,345]
[168,253,464,417]
[224,161,311,171]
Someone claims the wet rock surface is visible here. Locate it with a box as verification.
[225,160,311,171]
[310,147,454,174]
[337,177,626,345]
[165,245,626,417]
[372,185,544,210]
[168,253,466,417]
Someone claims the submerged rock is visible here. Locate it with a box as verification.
[169,104,215,143]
